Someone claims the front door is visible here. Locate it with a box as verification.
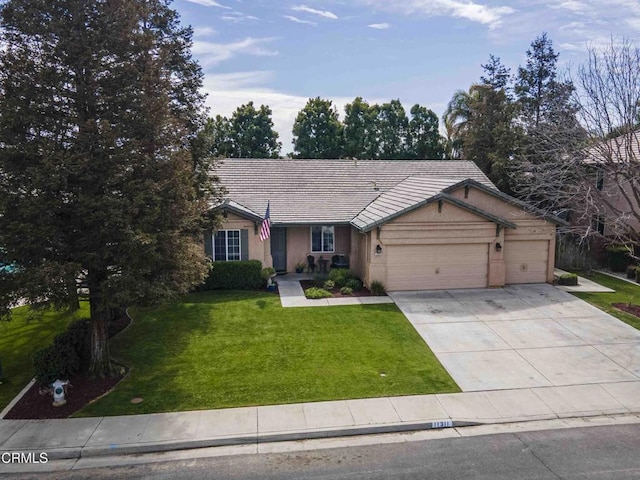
[270,227,287,272]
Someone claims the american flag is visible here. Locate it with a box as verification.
[259,202,271,241]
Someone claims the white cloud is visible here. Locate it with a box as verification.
[358,0,514,28]
[368,22,392,29]
[193,26,217,37]
[183,0,230,8]
[220,10,260,22]
[192,37,278,66]
[291,5,338,19]
[283,15,318,26]
[206,71,275,89]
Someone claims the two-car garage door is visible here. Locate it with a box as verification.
[386,244,489,291]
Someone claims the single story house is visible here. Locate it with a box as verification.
[206,159,566,291]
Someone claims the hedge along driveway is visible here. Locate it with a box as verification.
[78,290,459,416]
[0,302,90,411]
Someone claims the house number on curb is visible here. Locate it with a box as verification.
[431,420,454,429]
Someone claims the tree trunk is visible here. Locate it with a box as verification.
[88,270,116,378]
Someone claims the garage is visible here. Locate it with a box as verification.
[386,243,489,291]
[504,239,550,284]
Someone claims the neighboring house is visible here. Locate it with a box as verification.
[581,131,640,241]
[207,159,566,291]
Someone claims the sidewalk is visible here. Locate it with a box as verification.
[277,273,394,307]
[2,381,640,462]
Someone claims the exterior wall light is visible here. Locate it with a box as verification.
[375,244,383,255]
[495,242,502,252]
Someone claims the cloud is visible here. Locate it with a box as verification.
[220,10,260,22]
[183,0,230,8]
[368,22,392,29]
[193,26,217,37]
[206,71,275,89]
[192,38,278,66]
[358,0,514,28]
[283,15,318,26]
[291,5,338,19]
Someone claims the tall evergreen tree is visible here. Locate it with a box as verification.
[376,100,408,159]
[0,0,220,377]
[292,97,343,158]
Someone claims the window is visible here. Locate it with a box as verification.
[213,230,241,261]
[311,226,334,253]
[596,169,604,191]
[591,215,605,235]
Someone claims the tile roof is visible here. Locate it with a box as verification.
[214,159,495,224]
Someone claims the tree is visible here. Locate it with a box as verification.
[406,104,445,159]
[512,39,640,249]
[228,102,281,158]
[376,100,408,159]
[443,60,518,191]
[515,33,576,130]
[343,97,379,159]
[292,97,343,158]
[207,115,233,158]
[0,0,220,377]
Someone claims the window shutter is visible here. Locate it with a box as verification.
[204,231,213,259]
[240,229,249,260]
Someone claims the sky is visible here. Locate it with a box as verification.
[175,0,640,153]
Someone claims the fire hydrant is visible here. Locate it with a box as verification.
[51,379,69,407]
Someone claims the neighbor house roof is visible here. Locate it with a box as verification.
[213,159,496,225]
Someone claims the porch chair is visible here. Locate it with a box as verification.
[307,255,317,273]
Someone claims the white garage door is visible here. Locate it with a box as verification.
[504,240,549,284]
[386,244,489,291]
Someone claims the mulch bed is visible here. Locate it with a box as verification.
[612,303,640,319]
[299,280,372,298]
[4,315,131,420]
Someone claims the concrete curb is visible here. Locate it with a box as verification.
[22,419,483,461]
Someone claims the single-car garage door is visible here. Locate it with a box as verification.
[504,240,549,284]
[386,244,489,291]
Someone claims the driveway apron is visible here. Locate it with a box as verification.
[390,284,640,392]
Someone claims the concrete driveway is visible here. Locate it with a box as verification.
[390,284,640,392]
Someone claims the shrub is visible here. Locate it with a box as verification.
[203,260,263,290]
[627,265,637,279]
[558,273,578,286]
[328,268,354,288]
[323,280,335,290]
[340,286,353,295]
[261,267,276,280]
[304,287,333,299]
[345,278,363,292]
[606,245,631,272]
[33,318,91,386]
[370,280,386,296]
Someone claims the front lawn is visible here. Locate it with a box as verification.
[78,290,458,416]
[572,272,640,330]
[0,303,90,411]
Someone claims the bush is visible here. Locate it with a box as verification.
[323,280,335,290]
[627,265,638,279]
[261,267,276,280]
[370,280,386,296]
[304,287,333,299]
[558,273,578,286]
[345,278,363,292]
[203,260,263,290]
[340,286,353,295]
[328,268,354,288]
[33,318,90,386]
[606,245,631,272]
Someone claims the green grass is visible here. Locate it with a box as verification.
[0,302,90,410]
[572,272,640,330]
[78,290,459,416]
